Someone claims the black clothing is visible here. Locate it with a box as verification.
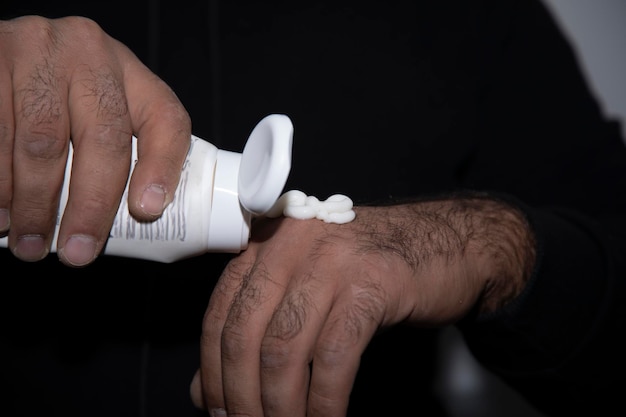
[1,1,625,416]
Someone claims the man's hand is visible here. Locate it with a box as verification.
[190,194,536,416]
[0,15,191,266]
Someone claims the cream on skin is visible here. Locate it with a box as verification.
[266,189,356,224]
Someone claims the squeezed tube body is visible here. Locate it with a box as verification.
[99,135,223,262]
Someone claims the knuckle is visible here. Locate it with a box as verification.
[260,336,293,370]
[16,130,66,162]
[266,290,309,341]
[349,279,387,326]
[228,264,271,322]
[74,65,129,122]
[41,16,110,56]
[10,16,57,46]
[17,72,64,127]
[57,16,105,40]
[200,307,227,341]
[261,290,311,369]
[315,334,350,369]
[142,86,192,136]
[220,325,250,363]
[88,123,132,158]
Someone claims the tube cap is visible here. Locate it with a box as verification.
[238,114,294,215]
[207,114,293,252]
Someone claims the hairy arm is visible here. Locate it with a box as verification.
[356,191,536,321]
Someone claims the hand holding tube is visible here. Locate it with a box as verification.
[0,15,191,266]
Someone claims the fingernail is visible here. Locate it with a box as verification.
[14,234,48,262]
[0,208,9,233]
[140,184,166,216]
[189,370,204,410]
[210,408,227,417]
[59,234,97,267]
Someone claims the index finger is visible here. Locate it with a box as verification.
[0,39,14,236]
[200,257,278,416]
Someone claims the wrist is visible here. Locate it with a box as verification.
[354,192,536,318]
[450,193,537,314]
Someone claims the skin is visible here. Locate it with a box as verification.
[0,16,191,267]
[190,195,536,417]
[1,16,537,417]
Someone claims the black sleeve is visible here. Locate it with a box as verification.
[459,203,626,415]
[455,0,626,415]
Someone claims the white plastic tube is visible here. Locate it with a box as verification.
[0,114,294,263]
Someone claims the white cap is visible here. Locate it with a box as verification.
[239,114,294,215]
[206,114,293,252]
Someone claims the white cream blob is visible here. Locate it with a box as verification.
[265,190,356,224]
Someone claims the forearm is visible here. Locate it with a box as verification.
[355,191,536,322]
[422,192,536,314]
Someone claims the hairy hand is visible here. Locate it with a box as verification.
[190,193,536,416]
[0,15,191,266]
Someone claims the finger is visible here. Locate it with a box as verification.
[258,261,379,416]
[10,18,71,261]
[120,43,191,222]
[196,266,236,412]
[46,17,190,266]
[0,34,14,235]
[200,254,288,417]
[56,51,133,267]
[257,269,334,416]
[306,297,379,417]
